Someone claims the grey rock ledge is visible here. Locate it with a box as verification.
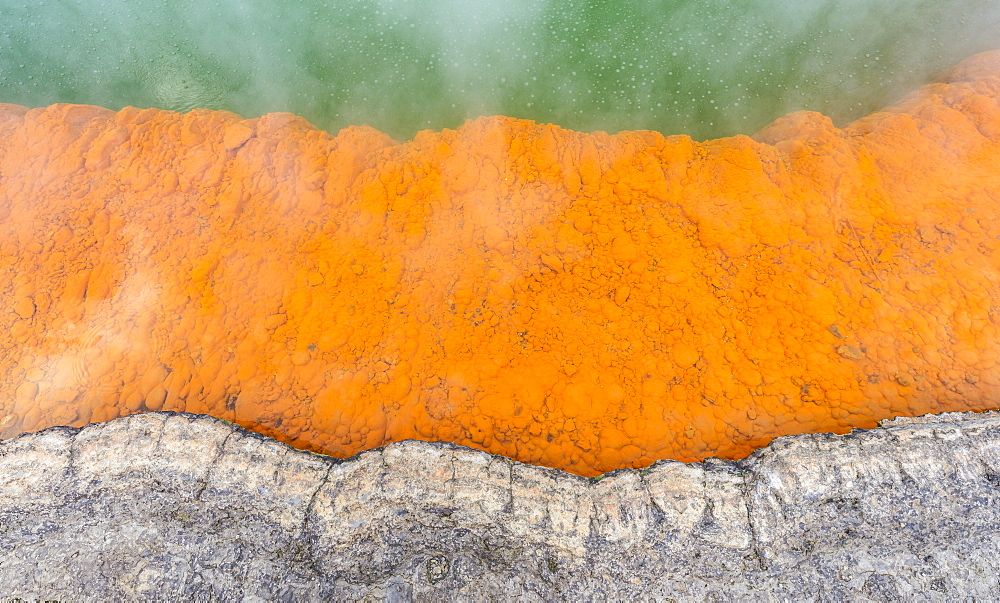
[1,410,999,600]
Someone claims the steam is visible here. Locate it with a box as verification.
[1,0,999,138]
[23,224,167,427]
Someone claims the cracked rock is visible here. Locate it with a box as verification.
[0,410,999,599]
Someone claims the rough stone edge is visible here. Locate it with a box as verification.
[1,408,999,599]
[3,406,998,488]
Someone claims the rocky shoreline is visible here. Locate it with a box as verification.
[1,410,998,599]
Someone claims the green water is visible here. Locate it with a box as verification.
[2,1,999,141]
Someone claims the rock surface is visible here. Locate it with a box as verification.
[0,411,998,599]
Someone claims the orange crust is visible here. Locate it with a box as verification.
[1,51,999,476]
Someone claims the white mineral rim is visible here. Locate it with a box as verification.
[0,409,998,599]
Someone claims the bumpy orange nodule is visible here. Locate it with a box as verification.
[1,52,1000,476]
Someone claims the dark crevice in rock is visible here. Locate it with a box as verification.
[195,426,236,502]
[739,469,768,573]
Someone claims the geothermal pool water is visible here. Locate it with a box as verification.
[4,0,1000,140]
[1,2,1000,476]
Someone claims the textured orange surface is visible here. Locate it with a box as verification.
[1,52,1000,476]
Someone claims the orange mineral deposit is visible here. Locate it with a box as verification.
[2,51,1000,476]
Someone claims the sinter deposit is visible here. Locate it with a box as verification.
[1,411,999,598]
[1,52,999,476]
